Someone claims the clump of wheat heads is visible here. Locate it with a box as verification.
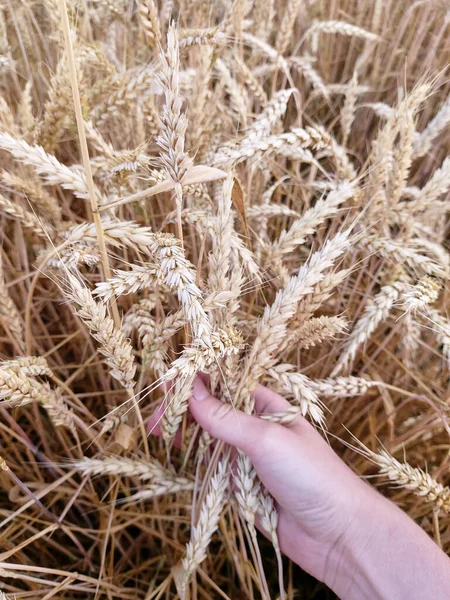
[0,1,450,598]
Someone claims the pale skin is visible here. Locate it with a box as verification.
[150,376,450,599]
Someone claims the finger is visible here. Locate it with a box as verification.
[189,376,272,458]
[147,401,165,436]
[198,372,210,385]
[252,384,291,414]
[253,383,313,434]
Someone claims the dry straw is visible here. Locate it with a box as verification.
[1,1,450,598]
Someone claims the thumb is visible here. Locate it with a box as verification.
[189,376,268,457]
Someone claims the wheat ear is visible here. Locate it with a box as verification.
[0,192,52,238]
[1,170,62,224]
[182,458,229,583]
[137,0,161,47]
[265,181,355,267]
[156,22,192,244]
[0,133,97,202]
[333,283,401,374]
[258,488,286,600]
[294,315,348,349]
[267,365,326,426]
[2,356,51,378]
[402,277,440,312]
[308,376,380,397]
[95,232,213,343]
[239,231,351,411]
[0,269,25,352]
[366,448,450,514]
[67,274,136,391]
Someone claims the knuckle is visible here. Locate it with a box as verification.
[204,399,233,435]
[212,401,234,422]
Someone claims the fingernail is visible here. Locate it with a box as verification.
[192,376,209,401]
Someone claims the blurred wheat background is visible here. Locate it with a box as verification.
[0,0,450,598]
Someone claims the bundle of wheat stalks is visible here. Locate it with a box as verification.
[0,0,450,597]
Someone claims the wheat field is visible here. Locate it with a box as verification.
[0,0,450,597]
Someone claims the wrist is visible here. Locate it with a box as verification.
[323,484,383,599]
[324,485,450,600]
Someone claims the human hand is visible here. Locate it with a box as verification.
[185,376,450,600]
[187,376,375,590]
